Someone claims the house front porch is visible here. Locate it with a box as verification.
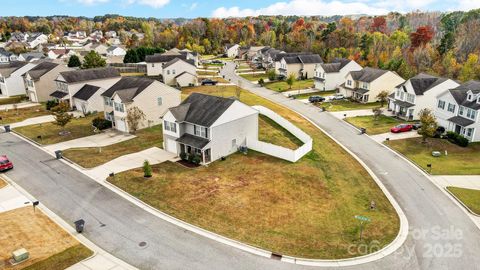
[447,116,476,142]
[390,100,415,121]
[176,133,212,164]
[350,88,369,103]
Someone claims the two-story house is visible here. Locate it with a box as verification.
[51,67,121,111]
[339,67,405,103]
[0,49,18,63]
[163,93,259,164]
[26,33,48,49]
[162,58,197,87]
[0,61,37,97]
[24,61,72,102]
[277,54,323,79]
[101,76,180,133]
[389,73,459,120]
[146,53,187,77]
[435,80,480,142]
[314,58,362,91]
[224,44,240,58]
[261,48,284,69]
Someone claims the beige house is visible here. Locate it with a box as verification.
[277,54,323,79]
[24,61,72,102]
[339,67,405,103]
[101,77,181,133]
[162,58,197,87]
[145,49,199,76]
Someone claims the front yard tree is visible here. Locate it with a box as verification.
[418,108,438,143]
[286,73,296,89]
[372,107,383,120]
[376,90,389,107]
[267,69,276,81]
[82,50,106,69]
[51,102,73,134]
[67,55,81,68]
[126,106,146,134]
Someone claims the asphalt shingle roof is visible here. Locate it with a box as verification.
[145,53,187,63]
[60,67,120,84]
[397,73,449,95]
[176,133,210,149]
[72,84,101,101]
[0,61,28,77]
[320,58,352,73]
[101,76,155,101]
[350,67,388,82]
[25,61,59,80]
[448,80,480,110]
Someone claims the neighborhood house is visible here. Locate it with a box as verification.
[0,61,36,97]
[314,58,362,91]
[24,61,72,102]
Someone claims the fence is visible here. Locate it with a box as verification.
[247,105,313,162]
[108,63,147,74]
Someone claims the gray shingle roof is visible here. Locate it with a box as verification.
[350,67,388,82]
[145,53,187,63]
[447,116,475,127]
[50,90,68,98]
[397,73,449,95]
[448,80,480,110]
[60,67,120,84]
[101,76,155,101]
[320,58,351,73]
[169,93,235,127]
[25,61,59,80]
[176,133,210,149]
[283,54,323,65]
[162,58,195,69]
[0,61,28,77]
[72,84,101,101]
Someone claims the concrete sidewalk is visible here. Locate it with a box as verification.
[44,130,135,153]
[6,115,54,129]
[370,130,421,143]
[86,147,177,181]
[431,175,480,190]
[0,185,30,213]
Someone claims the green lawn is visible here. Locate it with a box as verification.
[323,100,383,112]
[258,114,303,150]
[345,115,402,135]
[0,105,49,125]
[386,138,480,175]
[240,73,269,81]
[0,95,27,105]
[291,90,336,99]
[446,187,480,215]
[265,79,314,92]
[63,125,163,168]
[13,113,100,145]
[109,85,399,259]
[23,244,93,270]
[197,70,218,76]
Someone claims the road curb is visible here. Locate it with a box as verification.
[444,187,480,217]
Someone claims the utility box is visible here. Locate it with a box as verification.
[12,248,29,263]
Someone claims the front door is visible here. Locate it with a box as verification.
[455,125,462,134]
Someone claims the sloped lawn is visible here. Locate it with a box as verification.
[446,187,480,215]
[345,115,402,135]
[0,105,49,125]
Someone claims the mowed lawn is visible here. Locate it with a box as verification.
[63,125,163,168]
[0,95,27,105]
[265,79,314,92]
[239,73,269,81]
[447,187,480,215]
[345,115,402,135]
[13,113,100,145]
[0,207,92,270]
[386,138,480,175]
[323,100,383,112]
[292,90,336,99]
[0,105,49,125]
[108,85,399,259]
[258,114,303,150]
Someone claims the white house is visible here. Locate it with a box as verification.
[163,93,259,164]
[277,54,323,79]
[71,84,106,114]
[51,67,121,110]
[24,61,72,102]
[339,67,405,103]
[18,52,45,62]
[106,46,126,57]
[224,44,240,58]
[26,33,48,49]
[162,58,197,87]
[0,49,18,63]
[314,58,362,91]
[101,76,181,133]
[145,53,187,76]
[0,61,36,97]
[47,49,76,60]
[83,43,109,56]
[388,73,460,120]
[435,80,480,142]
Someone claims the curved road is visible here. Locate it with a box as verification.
[0,63,477,269]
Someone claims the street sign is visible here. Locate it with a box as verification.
[355,215,371,222]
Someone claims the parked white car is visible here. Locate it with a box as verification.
[328,93,345,100]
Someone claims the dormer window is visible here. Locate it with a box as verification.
[467,93,473,101]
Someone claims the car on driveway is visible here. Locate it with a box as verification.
[211,60,223,64]
[412,123,422,130]
[330,93,345,100]
[308,96,326,103]
[391,124,413,133]
[0,155,13,171]
[201,79,218,86]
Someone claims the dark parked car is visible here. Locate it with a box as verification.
[201,79,218,86]
[412,123,422,130]
[211,60,223,64]
[0,155,13,171]
[434,126,446,137]
[308,96,326,103]
[391,124,414,133]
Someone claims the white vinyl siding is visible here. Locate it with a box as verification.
[164,120,177,132]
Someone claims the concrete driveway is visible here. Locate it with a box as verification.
[44,130,136,153]
[370,130,421,143]
[0,185,30,213]
[330,109,374,119]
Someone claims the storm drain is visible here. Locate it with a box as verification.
[271,253,282,260]
[138,241,148,248]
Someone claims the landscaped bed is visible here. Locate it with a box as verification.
[62,125,163,168]
[0,207,92,270]
[386,138,480,175]
[108,85,400,259]
[0,105,49,125]
[322,100,382,112]
[264,79,314,92]
[446,187,480,215]
[345,115,402,135]
[13,113,100,145]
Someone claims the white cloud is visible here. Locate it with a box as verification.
[75,0,109,5]
[212,0,391,18]
[136,0,170,8]
[456,0,480,11]
[189,2,198,11]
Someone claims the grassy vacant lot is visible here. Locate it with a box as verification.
[14,113,99,145]
[240,73,269,81]
[258,115,303,150]
[345,115,402,135]
[292,90,336,99]
[265,79,314,92]
[0,106,49,125]
[0,95,27,105]
[386,138,480,175]
[109,85,399,259]
[447,187,480,215]
[63,125,163,168]
[322,100,383,112]
[0,207,92,270]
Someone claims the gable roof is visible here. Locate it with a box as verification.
[101,76,155,102]
[448,80,480,110]
[72,84,101,101]
[145,53,187,63]
[350,67,388,82]
[283,54,323,65]
[320,58,352,73]
[169,93,235,127]
[19,52,45,62]
[163,57,195,69]
[60,67,120,84]
[174,71,196,79]
[0,61,28,77]
[107,46,124,52]
[25,61,59,80]
[400,73,449,95]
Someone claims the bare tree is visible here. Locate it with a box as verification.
[126,106,146,134]
[372,107,383,121]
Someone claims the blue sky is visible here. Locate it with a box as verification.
[0,0,479,18]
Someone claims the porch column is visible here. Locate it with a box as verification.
[201,150,205,164]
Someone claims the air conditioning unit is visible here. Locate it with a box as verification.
[12,248,29,263]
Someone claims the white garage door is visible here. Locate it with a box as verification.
[166,138,178,154]
[115,119,127,132]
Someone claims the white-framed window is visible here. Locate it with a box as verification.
[459,106,464,116]
[172,69,176,75]
[361,82,369,89]
[346,80,352,86]
[437,100,446,110]
[167,70,170,75]
[466,128,473,137]
[157,97,162,106]
[447,103,456,113]
[114,102,124,112]
[467,94,473,101]
[0,77,4,83]
[104,97,112,106]
[164,120,176,132]
[400,91,405,100]
[152,63,155,68]
[406,93,415,104]
[466,108,477,120]
[194,125,208,138]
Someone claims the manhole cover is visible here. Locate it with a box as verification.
[139,241,147,248]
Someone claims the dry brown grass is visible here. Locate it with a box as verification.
[0,106,49,125]
[0,176,7,189]
[0,207,92,269]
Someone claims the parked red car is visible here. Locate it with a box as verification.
[0,155,13,171]
[391,124,413,133]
